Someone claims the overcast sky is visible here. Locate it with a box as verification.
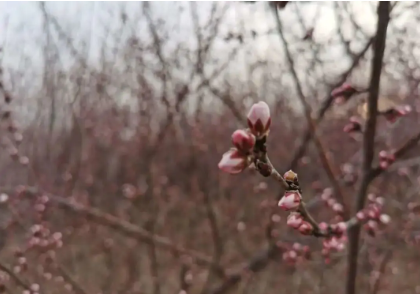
[0,1,379,70]
[0,2,417,125]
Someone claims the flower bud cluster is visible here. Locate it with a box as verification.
[378,150,395,170]
[218,101,271,174]
[356,194,391,236]
[320,188,344,214]
[281,242,311,265]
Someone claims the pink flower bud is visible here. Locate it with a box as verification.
[218,148,250,174]
[379,214,391,224]
[287,212,303,229]
[298,221,313,235]
[327,198,336,207]
[292,243,302,251]
[332,203,344,213]
[378,151,387,159]
[356,211,366,221]
[282,251,297,264]
[278,191,301,211]
[318,222,329,231]
[328,237,340,249]
[343,116,362,133]
[330,222,347,234]
[231,129,256,153]
[247,101,271,137]
[379,160,389,169]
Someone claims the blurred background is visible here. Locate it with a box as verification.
[0,1,419,294]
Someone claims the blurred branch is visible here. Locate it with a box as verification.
[370,250,392,294]
[4,186,223,274]
[56,263,89,294]
[205,243,279,294]
[346,3,390,294]
[0,262,31,292]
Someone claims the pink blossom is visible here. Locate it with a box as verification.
[218,148,250,174]
[356,211,366,221]
[287,212,303,229]
[331,221,347,234]
[278,191,301,211]
[332,203,344,213]
[318,222,329,231]
[343,116,362,133]
[231,129,256,153]
[247,101,271,137]
[298,221,313,235]
[292,242,302,251]
[378,150,395,170]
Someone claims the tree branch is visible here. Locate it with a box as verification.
[346,3,391,294]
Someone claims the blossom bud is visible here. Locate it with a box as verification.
[247,101,271,138]
[292,242,302,251]
[318,222,329,231]
[298,221,313,235]
[284,170,298,182]
[343,116,362,133]
[378,151,395,170]
[356,211,366,221]
[287,212,303,229]
[334,222,347,234]
[379,214,391,224]
[278,191,301,211]
[332,203,344,213]
[218,148,251,174]
[231,129,255,153]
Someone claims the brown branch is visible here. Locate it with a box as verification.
[205,243,279,294]
[55,263,89,294]
[346,3,390,294]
